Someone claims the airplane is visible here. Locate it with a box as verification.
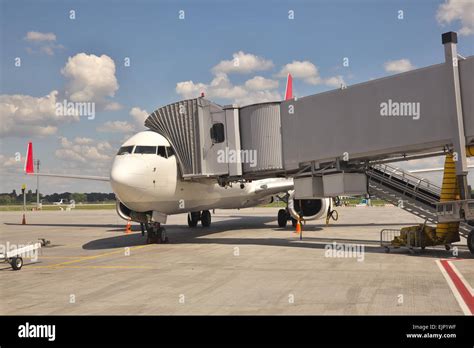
[52,199,66,206]
[23,74,337,244]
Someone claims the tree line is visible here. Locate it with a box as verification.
[0,190,116,205]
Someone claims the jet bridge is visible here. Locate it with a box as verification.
[145,32,474,250]
[145,32,473,186]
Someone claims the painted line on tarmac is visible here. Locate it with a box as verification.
[436,259,474,315]
[34,265,153,270]
[42,244,153,268]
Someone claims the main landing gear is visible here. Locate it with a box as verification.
[187,210,212,228]
[144,222,169,244]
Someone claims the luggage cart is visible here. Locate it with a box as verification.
[380,223,426,254]
[0,242,41,271]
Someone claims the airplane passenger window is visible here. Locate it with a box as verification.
[134,146,157,154]
[166,146,174,157]
[157,146,167,158]
[117,146,134,155]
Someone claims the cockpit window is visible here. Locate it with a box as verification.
[117,146,134,155]
[166,146,174,157]
[134,146,157,154]
[157,146,167,158]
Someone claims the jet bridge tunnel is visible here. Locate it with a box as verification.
[144,32,474,251]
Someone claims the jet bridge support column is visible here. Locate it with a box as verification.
[442,31,470,200]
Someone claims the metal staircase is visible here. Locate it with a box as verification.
[366,164,471,239]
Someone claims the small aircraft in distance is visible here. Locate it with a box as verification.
[52,199,66,206]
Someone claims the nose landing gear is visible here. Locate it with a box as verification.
[144,222,169,244]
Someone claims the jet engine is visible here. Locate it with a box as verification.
[287,190,331,221]
[276,190,337,228]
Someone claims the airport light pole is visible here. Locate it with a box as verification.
[35,159,40,209]
[21,184,26,224]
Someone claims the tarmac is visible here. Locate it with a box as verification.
[1,206,473,315]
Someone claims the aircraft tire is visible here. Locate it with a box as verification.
[201,210,211,227]
[277,209,288,228]
[188,213,198,228]
[468,230,474,254]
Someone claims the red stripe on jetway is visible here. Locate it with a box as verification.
[440,259,474,314]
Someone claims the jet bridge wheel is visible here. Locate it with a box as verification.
[277,209,288,228]
[468,230,474,254]
[201,210,211,227]
[10,257,23,271]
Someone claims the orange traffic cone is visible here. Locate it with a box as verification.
[125,219,132,234]
[295,220,301,234]
[21,213,26,225]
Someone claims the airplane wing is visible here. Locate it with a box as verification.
[24,142,110,182]
[254,179,294,195]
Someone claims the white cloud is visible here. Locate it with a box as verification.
[96,107,149,133]
[176,73,281,106]
[104,102,123,111]
[177,52,279,104]
[437,0,474,36]
[25,31,56,42]
[130,107,149,128]
[0,154,24,186]
[74,137,94,145]
[207,73,248,99]
[278,60,321,85]
[212,51,274,74]
[235,90,282,106]
[176,54,344,106]
[97,121,134,133]
[55,136,113,165]
[61,53,119,107]
[323,75,346,88]
[383,59,415,73]
[175,81,207,99]
[176,73,246,100]
[0,154,23,169]
[24,31,63,56]
[0,90,78,137]
[245,76,279,90]
[277,60,345,87]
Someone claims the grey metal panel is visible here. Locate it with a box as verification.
[322,173,367,196]
[198,102,229,176]
[459,56,474,145]
[224,106,243,176]
[281,61,474,170]
[239,102,283,173]
[294,177,324,199]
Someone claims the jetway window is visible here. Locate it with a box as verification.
[134,146,157,154]
[117,146,134,155]
[210,123,225,143]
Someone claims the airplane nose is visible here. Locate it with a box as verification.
[110,156,149,203]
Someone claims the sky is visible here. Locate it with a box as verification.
[1,0,474,194]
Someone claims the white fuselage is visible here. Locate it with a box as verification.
[110,131,291,214]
